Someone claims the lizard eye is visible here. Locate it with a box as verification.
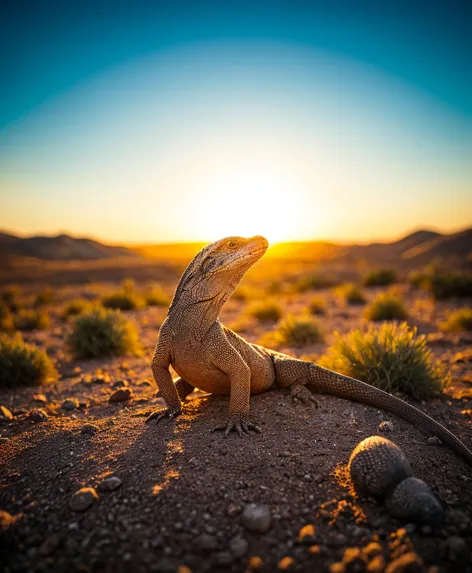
[227,241,239,249]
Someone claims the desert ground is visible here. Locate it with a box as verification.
[1,238,472,573]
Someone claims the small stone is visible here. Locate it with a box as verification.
[113,379,128,388]
[442,536,469,562]
[229,536,248,558]
[0,437,9,444]
[33,394,47,404]
[0,510,17,532]
[278,556,294,570]
[62,398,79,411]
[342,547,368,572]
[384,552,425,573]
[426,436,441,446]
[448,509,470,532]
[100,476,122,491]
[247,556,264,570]
[81,424,98,435]
[328,563,345,573]
[39,534,60,556]
[0,406,13,421]
[363,542,382,558]
[227,502,242,517]
[109,388,133,402]
[279,450,291,457]
[298,524,316,545]
[367,555,386,573]
[69,487,99,512]
[193,534,218,552]
[242,503,272,533]
[29,409,48,422]
[379,421,394,432]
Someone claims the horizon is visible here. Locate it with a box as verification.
[1,1,471,244]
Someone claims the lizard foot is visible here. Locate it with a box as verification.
[145,405,181,425]
[290,383,319,407]
[211,414,262,438]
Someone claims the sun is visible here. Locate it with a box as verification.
[200,171,300,244]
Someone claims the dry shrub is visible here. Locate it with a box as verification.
[426,271,472,300]
[363,269,397,287]
[308,297,326,315]
[246,299,283,323]
[0,306,14,331]
[319,322,449,399]
[269,314,324,348]
[34,288,54,307]
[338,284,366,305]
[440,308,472,332]
[102,291,142,311]
[364,293,408,322]
[295,273,337,293]
[14,309,51,331]
[0,333,57,388]
[1,287,23,312]
[63,299,92,319]
[144,285,170,307]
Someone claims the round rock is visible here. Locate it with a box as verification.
[69,487,99,512]
[379,421,394,433]
[109,388,133,402]
[385,477,443,525]
[29,408,48,422]
[229,536,248,558]
[348,436,413,499]
[100,476,122,491]
[242,503,272,533]
[62,398,79,411]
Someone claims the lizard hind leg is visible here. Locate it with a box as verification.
[271,352,319,408]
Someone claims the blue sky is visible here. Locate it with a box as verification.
[1,0,471,243]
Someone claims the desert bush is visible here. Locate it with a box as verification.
[271,314,324,347]
[246,299,283,323]
[67,307,141,359]
[339,284,366,305]
[363,269,397,287]
[319,322,449,399]
[0,333,57,388]
[408,271,427,289]
[14,309,51,331]
[308,297,325,315]
[144,285,170,307]
[440,308,472,332]
[63,299,91,319]
[34,288,54,307]
[1,287,22,312]
[102,290,142,311]
[364,293,408,321]
[0,306,14,331]
[267,280,282,294]
[426,271,472,300]
[233,285,261,301]
[295,273,337,292]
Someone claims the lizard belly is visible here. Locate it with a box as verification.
[172,355,232,396]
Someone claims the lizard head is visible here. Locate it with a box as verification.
[169,235,269,311]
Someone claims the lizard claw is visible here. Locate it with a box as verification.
[145,405,181,425]
[211,414,261,438]
[290,384,319,408]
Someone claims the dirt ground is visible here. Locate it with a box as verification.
[1,284,472,572]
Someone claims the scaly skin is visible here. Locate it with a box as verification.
[146,235,472,466]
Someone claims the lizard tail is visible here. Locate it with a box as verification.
[269,352,472,467]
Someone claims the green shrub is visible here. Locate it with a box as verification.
[426,271,472,300]
[144,285,170,307]
[63,299,91,319]
[295,273,337,292]
[364,293,408,321]
[34,288,54,307]
[102,291,142,311]
[339,284,366,305]
[308,297,326,315]
[246,299,283,323]
[440,308,472,332]
[319,322,449,399]
[363,269,397,287]
[14,309,51,331]
[0,306,14,331]
[271,314,324,347]
[0,333,57,388]
[1,287,22,312]
[66,307,141,359]
[408,271,427,289]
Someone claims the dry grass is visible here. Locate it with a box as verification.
[144,285,170,307]
[440,308,472,332]
[263,314,324,348]
[14,309,51,331]
[364,293,408,322]
[62,299,93,319]
[308,297,326,315]
[338,284,366,305]
[246,299,283,323]
[363,269,397,287]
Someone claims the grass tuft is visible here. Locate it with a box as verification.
[34,288,54,307]
[66,307,141,359]
[102,291,142,311]
[338,284,366,305]
[144,285,170,307]
[0,333,57,388]
[308,297,326,315]
[0,306,14,331]
[319,322,449,399]
[14,309,51,331]
[425,270,472,300]
[295,273,337,293]
[440,308,472,332]
[1,287,23,312]
[63,299,92,319]
[364,293,408,322]
[270,314,324,348]
[363,269,397,287]
[246,299,283,323]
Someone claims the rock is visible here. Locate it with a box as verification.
[100,476,122,491]
[80,423,98,435]
[29,409,48,422]
[33,394,47,404]
[379,421,394,432]
[386,478,443,525]
[384,552,425,573]
[367,554,386,573]
[348,436,413,499]
[0,437,9,444]
[426,436,441,446]
[39,534,60,556]
[247,556,264,570]
[69,487,99,512]
[112,379,128,388]
[229,536,248,558]
[442,536,469,562]
[0,406,13,422]
[109,388,133,402]
[0,510,16,532]
[193,534,218,552]
[227,503,242,517]
[342,547,368,572]
[242,503,272,533]
[364,542,382,558]
[278,557,294,570]
[62,398,79,411]
[298,524,316,545]
[448,509,470,532]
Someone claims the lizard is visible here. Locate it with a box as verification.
[146,235,472,467]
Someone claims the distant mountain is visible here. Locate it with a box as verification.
[402,228,472,265]
[0,231,141,261]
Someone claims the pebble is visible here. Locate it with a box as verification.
[33,394,47,404]
[448,509,470,532]
[62,398,79,411]
[100,476,122,491]
[342,547,368,572]
[0,510,15,532]
[227,502,242,517]
[112,379,129,388]
[247,556,264,570]
[242,503,272,533]
[278,557,294,570]
[384,552,425,573]
[38,534,60,556]
[81,424,98,435]
[192,534,218,552]
[442,536,469,562]
[0,437,9,444]
[0,405,13,421]
[426,436,441,446]
[69,487,99,512]
[109,388,133,402]
[229,536,248,558]
[367,554,386,573]
[29,409,48,422]
[298,524,316,545]
[379,421,394,432]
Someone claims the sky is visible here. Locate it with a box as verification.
[1,0,471,244]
